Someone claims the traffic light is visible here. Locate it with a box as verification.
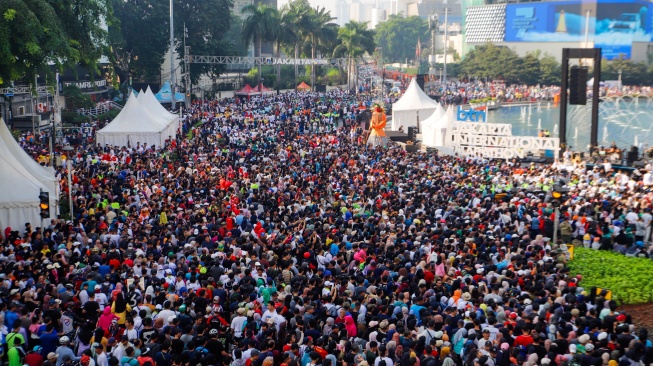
[39,191,50,218]
[569,66,588,105]
[551,186,568,208]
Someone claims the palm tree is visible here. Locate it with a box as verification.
[274,7,298,91]
[241,4,279,92]
[301,6,337,91]
[333,21,376,91]
[282,0,312,88]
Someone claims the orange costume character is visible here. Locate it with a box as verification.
[367,104,387,147]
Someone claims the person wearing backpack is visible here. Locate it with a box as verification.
[7,336,26,366]
[120,346,139,366]
[153,341,172,366]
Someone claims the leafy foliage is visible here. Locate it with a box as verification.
[374,14,428,63]
[0,0,110,86]
[63,85,94,110]
[108,0,170,84]
[601,57,652,85]
[568,247,653,305]
[175,0,234,85]
[458,44,562,85]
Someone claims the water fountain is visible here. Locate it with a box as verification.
[553,123,558,135]
[574,127,578,139]
[547,102,551,109]
[537,103,541,112]
[602,126,609,143]
[537,119,541,130]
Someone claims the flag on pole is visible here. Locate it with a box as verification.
[416,37,422,60]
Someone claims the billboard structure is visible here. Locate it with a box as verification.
[503,0,652,60]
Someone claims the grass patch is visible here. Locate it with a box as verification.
[568,247,653,305]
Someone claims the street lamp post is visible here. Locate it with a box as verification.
[169,0,176,110]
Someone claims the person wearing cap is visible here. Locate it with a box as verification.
[44,352,59,366]
[93,342,108,366]
[231,307,248,340]
[55,336,79,366]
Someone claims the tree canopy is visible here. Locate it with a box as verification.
[458,44,562,85]
[374,14,427,63]
[0,0,110,86]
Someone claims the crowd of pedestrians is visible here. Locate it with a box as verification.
[2,88,653,366]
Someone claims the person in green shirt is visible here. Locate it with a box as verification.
[7,336,26,366]
[5,322,25,349]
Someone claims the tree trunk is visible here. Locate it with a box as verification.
[276,40,281,94]
[294,43,299,90]
[311,35,315,92]
[257,37,262,93]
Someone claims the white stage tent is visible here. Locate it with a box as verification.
[96,92,170,148]
[420,106,451,147]
[0,119,58,232]
[137,86,178,140]
[391,78,442,131]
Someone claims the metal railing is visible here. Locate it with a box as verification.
[76,101,122,117]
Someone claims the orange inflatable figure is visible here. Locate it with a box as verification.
[367,104,387,147]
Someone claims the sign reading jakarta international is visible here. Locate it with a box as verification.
[504,0,653,60]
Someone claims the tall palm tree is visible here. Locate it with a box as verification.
[241,4,278,92]
[274,7,298,91]
[333,21,376,90]
[302,6,337,91]
[282,0,312,87]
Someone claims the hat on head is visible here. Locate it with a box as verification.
[578,334,590,344]
[48,352,59,359]
[597,332,608,341]
[616,314,627,322]
[585,343,595,352]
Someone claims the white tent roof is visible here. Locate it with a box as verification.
[98,92,168,134]
[96,92,170,148]
[0,118,57,197]
[0,120,55,231]
[392,78,440,111]
[420,106,451,147]
[139,86,177,122]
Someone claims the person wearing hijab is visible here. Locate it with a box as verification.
[344,315,357,338]
[111,292,132,325]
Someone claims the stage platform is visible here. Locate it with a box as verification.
[386,131,410,143]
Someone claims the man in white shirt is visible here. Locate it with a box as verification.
[156,301,176,326]
[230,308,248,339]
[94,343,109,366]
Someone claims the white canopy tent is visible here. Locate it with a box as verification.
[391,78,442,131]
[0,120,57,232]
[420,106,451,147]
[0,119,58,214]
[96,92,170,148]
[137,86,178,140]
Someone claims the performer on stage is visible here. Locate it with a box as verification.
[367,103,387,147]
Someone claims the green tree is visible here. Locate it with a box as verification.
[603,57,650,85]
[539,53,560,85]
[280,0,312,85]
[175,0,234,86]
[458,43,522,83]
[241,3,278,90]
[333,21,376,89]
[300,6,337,89]
[520,53,541,85]
[374,14,427,63]
[108,0,170,86]
[0,0,109,86]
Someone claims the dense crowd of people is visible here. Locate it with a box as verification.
[3,88,653,366]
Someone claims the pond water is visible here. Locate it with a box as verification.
[489,98,653,152]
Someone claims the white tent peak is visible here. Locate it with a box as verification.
[391,78,441,131]
[393,78,440,111]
